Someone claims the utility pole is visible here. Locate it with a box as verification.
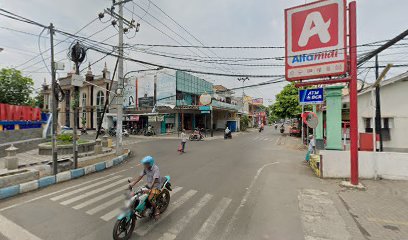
[104,0,134,156]
[374,55,383,152]
[116,2,124,156]
[50,23,58,175]
[69,42,86,169]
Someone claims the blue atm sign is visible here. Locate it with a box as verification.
[299,88,324,105]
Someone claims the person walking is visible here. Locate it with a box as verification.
[180,129,187,153]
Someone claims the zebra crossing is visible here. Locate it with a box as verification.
[47,174,234,239]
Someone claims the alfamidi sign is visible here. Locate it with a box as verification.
[285,0,347,81]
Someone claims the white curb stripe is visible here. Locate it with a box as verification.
[193,197,232,240]
[135,189,197,236]
[0,214,43,240]
[158,194,213,240]
[60,178,128,205]
[50,175,122,201]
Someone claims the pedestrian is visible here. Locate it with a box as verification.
[180,129,187,153]
[308,134,316,154]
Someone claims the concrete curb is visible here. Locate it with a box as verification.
[0,150,131,200]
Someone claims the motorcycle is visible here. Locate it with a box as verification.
[258,126,264,133]
[112,176,172,240]
[144,129,156,136]
[280,125,285,134]
[80,127,87,135]
[224,131,232,139]
[189,129,204,141]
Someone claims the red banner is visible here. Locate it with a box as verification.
[0,103,41,121]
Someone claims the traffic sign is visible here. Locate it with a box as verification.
[285,0,347,81]
[299,88,324,105]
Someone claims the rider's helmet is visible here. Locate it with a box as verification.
[141,155,154,167]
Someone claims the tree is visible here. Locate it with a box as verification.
[0,68,34,105]
[269,83,309,119]
[33,91,44,108]
[240,115,250,131]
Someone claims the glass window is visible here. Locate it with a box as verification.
[96,91,105,125]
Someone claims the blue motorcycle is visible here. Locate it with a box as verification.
[112,176,172,240]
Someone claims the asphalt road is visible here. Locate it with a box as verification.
[0,127,351,240]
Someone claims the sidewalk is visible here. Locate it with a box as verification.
[336,179,408,240]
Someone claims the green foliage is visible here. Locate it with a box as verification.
[33,91,44,108]
[269,83,302,119]
[240,115,250,131]
[0,68,34,105]
[57,133,73,143]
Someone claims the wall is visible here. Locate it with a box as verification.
[0,128,43,145]
[357,80,408,152]
[321,150,408,180]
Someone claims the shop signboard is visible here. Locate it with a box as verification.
[252,98,264,105]
[148,115,157,122]
[299,88,324,105]
[138,96,154,108]
[285,0,347,81]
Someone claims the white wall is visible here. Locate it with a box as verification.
[357,80,408,152]
[321,150,408,180]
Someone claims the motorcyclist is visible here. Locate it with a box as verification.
[225,126,231,138]
[129,156,161,220]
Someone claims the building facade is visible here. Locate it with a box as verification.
[42,63,116,130]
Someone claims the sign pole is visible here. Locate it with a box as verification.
[301,104,305,144]
[348,1,359,185]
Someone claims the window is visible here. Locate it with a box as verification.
[381,117,393,141]
[364,117,372,133]
[96,91,105,125]
[81,93,87,126]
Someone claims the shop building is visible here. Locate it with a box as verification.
[122,70,240,134]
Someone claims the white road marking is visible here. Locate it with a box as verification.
[86,195,124,215]
[98,186,182,220]
[264,138,269,141]
[157,194,213,240]
[100,207,122,221]
[0,214,43,240]
[220,162,279,240]
[50,175,122,201]
[135,189,198,236]
[60,178,128,205]
[0,169,130,212]
[72,186,126,210]
[193,197,232,240]
[169,186,182,196]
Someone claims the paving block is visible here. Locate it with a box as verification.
[71,168,85,179]
[38,176,56,188]
[0,185,20,199]
[106,159,114,168]
[56,171,71,183]
[19,180,38,193]
[84,165,96,175]
[95,162,106,172]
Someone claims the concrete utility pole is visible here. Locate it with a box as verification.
[49,23,58,175]
[116,2,124,156]
[104,0,133,156]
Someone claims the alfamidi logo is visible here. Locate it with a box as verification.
[292,50,338,64]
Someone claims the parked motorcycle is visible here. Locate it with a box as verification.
[144,128,156,136]
[80,128,87,135]
[112,177,172,240]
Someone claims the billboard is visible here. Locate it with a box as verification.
[156,72,176,106]
[123,79,136,108]
[252,98,264,105]
[285,0,347,81]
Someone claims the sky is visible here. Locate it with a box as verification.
[0,0,407,105]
